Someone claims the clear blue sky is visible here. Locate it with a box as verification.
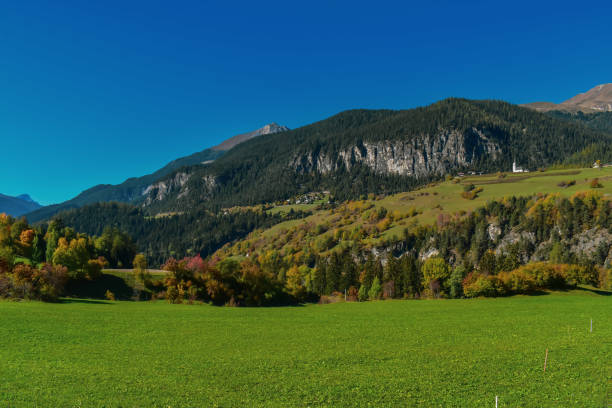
[1,0,611,205]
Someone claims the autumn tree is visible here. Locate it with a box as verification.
[421,257,451,297]
[133,253,150,284]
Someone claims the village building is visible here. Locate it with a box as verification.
[512,161,527,173]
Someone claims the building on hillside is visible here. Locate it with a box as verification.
[512,161,527,173]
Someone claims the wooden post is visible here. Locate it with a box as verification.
[495,395,498,408]
[590,318,593,333]
[543,348,548,372]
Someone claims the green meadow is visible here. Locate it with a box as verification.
[1,290,610,407]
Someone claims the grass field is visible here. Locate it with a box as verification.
[1,290,610,407]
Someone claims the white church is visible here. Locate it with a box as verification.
[512,160,528,173]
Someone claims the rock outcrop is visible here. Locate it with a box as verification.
[290,128,500,177]
[143,172,191,205]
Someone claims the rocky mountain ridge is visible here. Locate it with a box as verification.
[212,123,289,151]
[523,83,612,113]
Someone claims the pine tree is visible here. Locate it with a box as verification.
[368,277,382,300]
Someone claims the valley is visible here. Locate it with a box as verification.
[2,91,612,407]
[4,3,612,406]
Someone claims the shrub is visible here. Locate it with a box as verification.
[462,273,498,297]
[347,286,359,302]
[557,180,576,188]
[461,187,483,200]
[463,184,475,192]
[0,263,67,301]
[497,270,536,294]
[105,290,116,301]
[463,263,600,298]
[590,178,603,188]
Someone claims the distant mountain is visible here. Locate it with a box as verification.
[212,123,289,151]
[26,123,288,222]
[0,193,41,217]
[523,84,612,113]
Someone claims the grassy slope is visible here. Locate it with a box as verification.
[224,167,612,257]
[0,290,610,407]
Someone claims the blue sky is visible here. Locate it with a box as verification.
[1,0,611,205]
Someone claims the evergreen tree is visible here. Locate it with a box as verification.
[368,277,382,300]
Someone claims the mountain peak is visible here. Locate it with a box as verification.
[523,83,612,113]
[559,83,612,112]
[212,123,289,151]
[0,193,41,217]
[16,194,36,203]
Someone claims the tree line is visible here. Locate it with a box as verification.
[0,213,136,301]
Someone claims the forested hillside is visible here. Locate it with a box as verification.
[54,202,310,266]
[211,190,612,301]
[544,111,612,166]
[142,99,612,213]
[547,110,612,134]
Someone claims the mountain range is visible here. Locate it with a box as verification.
[0,194,41,217]
[24,123,289,222]
[45,94,612,265]
[22,85,612,265]
[138,98,612,214]
[26,85,612,224]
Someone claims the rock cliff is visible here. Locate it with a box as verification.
[290,128,500,177]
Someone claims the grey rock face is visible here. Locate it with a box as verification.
[569,228,612,258]
[495,231,536,254]
[143,172,191,205]
[487,223,502,242]
[290,128,500,177]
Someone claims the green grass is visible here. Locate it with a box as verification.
[1,290,610,407]
[267,203,319,215]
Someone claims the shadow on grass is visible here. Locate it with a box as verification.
[524,290,551,296]
[576,286,612,296]
[60,298,112,305]
[64,274,147,301]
